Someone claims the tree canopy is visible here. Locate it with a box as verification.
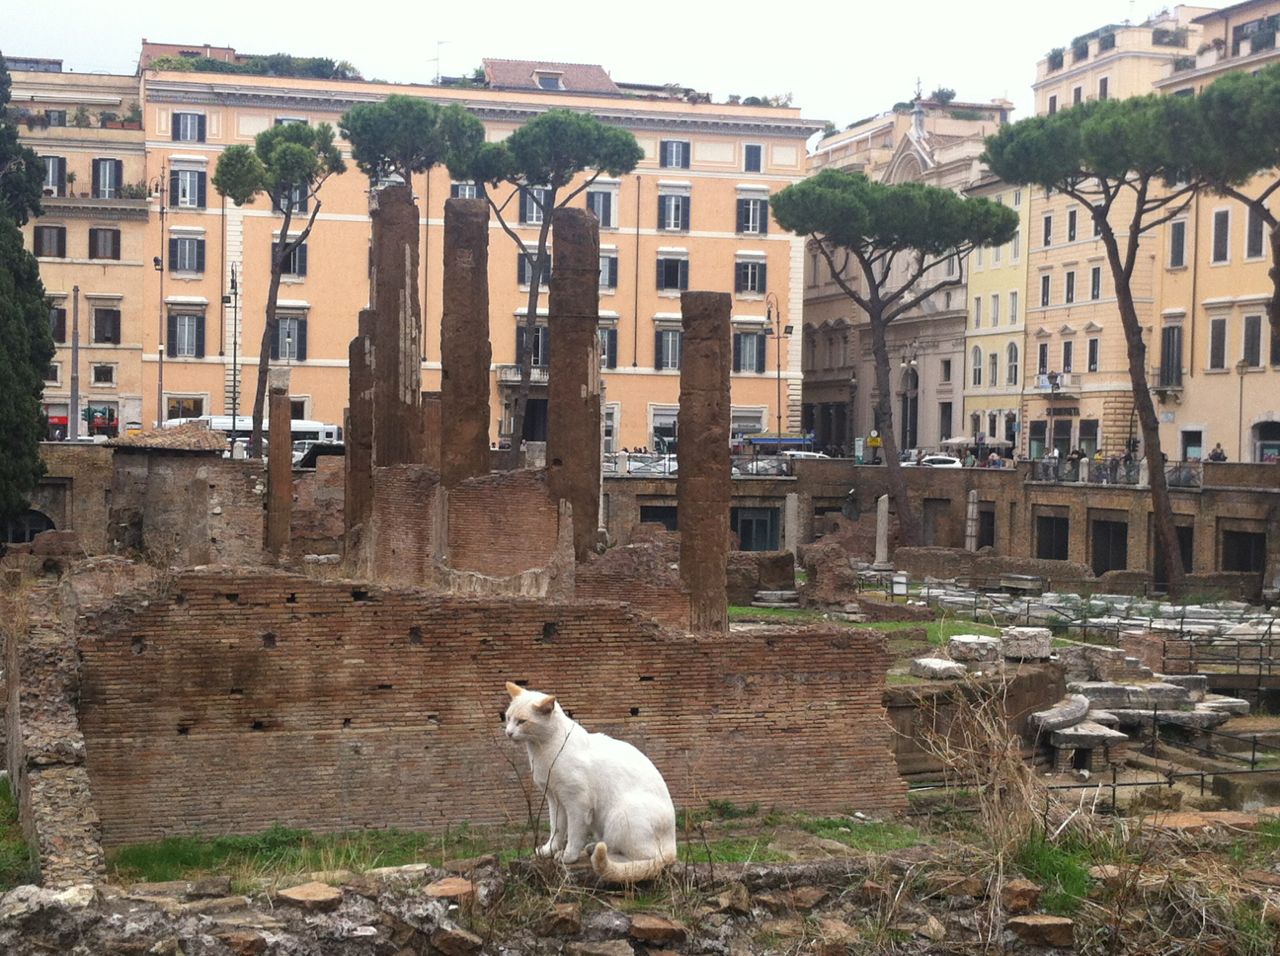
[1192,64,1280,188]
[0,53,55,529]
[340,96,479,183]
[213,121,345,207]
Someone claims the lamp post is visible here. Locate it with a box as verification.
[151,165,166,425]
[765,292,791,444]
[222,264,240,432]
[848,370,858,458]
[1236,358,1249,462]
[898,340,919,452]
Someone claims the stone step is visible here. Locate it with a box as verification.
[751,601,800,610]
[754,590,799,602]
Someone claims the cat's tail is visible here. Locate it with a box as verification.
[590,843,675,884]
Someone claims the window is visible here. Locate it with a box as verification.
[272,315,308,362]
[170,235,205,273]
[988,351,998,386]
[1006,343,1019,384]
[733,331,767,373]
[1013,189,1022,207]
[42,156,65,196]
[534,71,564,90]
[1067,209,1077,241]
[273,182,307,215]
[1212,209,1230,263]
[46,109,66,126]
[598,327,618,369]
[1048,94,1057,115]
[274,240,308,277]
[519,186,549,225]
[34,225,66,258]
[1159,325,1183,386]
[1043,214,1053,247]
[1098,76,1109,100]
[290,399,308,420]
[945,255,956,277]
[971,346,983,385]
[1062,340,1074,372]
[1209,317,1226,369]
[1247,205,1266,259]
[161,397,204,424]
[172,112,206,142]
[171,168,206,209]
[1038,342,1049,374]
[1064,270,1076,304]
[44,363,59,384]
[49,306,67,343]
[88,227,120,260]
[1088,336,1099,372]
[744,143,762,172]
[940,358,952,383]
[91,364,115,386]
[517,252,551,287]
[991,293,1000,326]
[451,181,478,200]
[586,189,614,227]
[976,245,984,268]
[92,308,121,344]
[515,325,550,367]
[734,260,767,294]
[1040,273,1051,307]
[658,194,690,231]
[939,402,952,441]
[973,296,982,327]
[659,140,690,169]
[1079,420,1099,457]
[1090,266,1102,300]
[1170,219,1187,267]
[994,237,1002,263]
[92,158,123,199]
[1244,314,1262,367]
[655,328,682,370]
[274,117,307,127]
[656,257,689,291]
[599,253,618,290]
[167,313,204,358]
[1072,86,1083,106]
[1009,290,1019,324]
[1093,212,1101,237]
[736,197,768,234]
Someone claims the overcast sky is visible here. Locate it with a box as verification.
[5,0,1195,132]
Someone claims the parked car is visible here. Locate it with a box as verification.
[904,454,963,468]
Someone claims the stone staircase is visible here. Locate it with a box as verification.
[752,589,800,610]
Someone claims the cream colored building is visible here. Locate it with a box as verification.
[11,65,149,437]
[1153,0,1280,463]
[802,98,1009,456]
[1022,7,1209,460]
[961,174,1030,451]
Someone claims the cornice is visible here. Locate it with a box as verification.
[39,196,150,221]
[144,81,826,139]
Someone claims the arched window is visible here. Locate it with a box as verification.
[1007,343,1020,385]
[3,509,55,544]
[971,346,983,386]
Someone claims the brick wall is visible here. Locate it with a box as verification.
[74,569,904,846]
[447,470,562,578]
[34,444,114,554]
[369,465,441,585]
[575,543,691,631]
[292,457,345,556]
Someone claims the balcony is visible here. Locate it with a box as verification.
[1032,372,1081,395]
[496,364,549,385]
[40,195,149,221]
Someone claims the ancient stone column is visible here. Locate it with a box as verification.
[547,208,602,561]
[872,494,892,570]
[678,291,732,634]
[421,390,443,473]
[964,489,979,552]
[370,183,423,467]
[266,371,293,556]
[440,197,491,487]
[344,313,374,536]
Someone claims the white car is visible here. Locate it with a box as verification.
[911,454,963,468]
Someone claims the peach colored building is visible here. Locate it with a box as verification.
[11,68,149,437]
[126,50,822,451]
[1022,7,1209,460]
[1153,0,1280,463]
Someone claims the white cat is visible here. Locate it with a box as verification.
[503,681,677,883]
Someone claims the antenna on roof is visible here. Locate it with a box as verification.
[430,40,449,84]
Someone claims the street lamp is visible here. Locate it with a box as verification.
[898,340,919,452]
[848,370,858,457]
[151,165,167,425]
[765,292,791,445]
[1236,358,1249,462]
[221,264,240,433]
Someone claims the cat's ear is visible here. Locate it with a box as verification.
[534,695,557,715]
[505,681,524,699]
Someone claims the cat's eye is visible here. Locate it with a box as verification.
[516,718,527,725]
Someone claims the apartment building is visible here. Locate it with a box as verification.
[10,68,150,438]
[79,48,816,451]
[802,98,1008,456]
[1153,0,1280,463]
[1022,6,1209,460]
[961,174,1030,451]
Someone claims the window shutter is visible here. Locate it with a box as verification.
[680,196,690,231]
[169,170,179,206]
[659,140,670,167]
[297,188,308,214]
[111,230,121,260]
[113,160,124,193]
[92,160,101,198]
[196,172,206,208]
[297,318,308,361]
[759,262,768,293]
[297,244,308,276]
[195,315,206,359]
[679,259,688,290]
[518,253,526,285]
[608,257,618,288]
[171,115,181,141]
[51,308,66,343]
[657,195,666,230]
[676,331,683,367]
[601,191,611,226]
[542,326,550,365]
[110,311,121,344]
[515,325,526,364]
[519,189,529,224]
[55,157,66,196]
[167,314,177,358]
[168,237,178,272]
[56,227,66,259]
[195,239,205,273]
[734,263,745,293]
[197,114,206,142]
[732,332,742,372]
[655,330,664,369]
[655,259,664,290]
[607,329,617,368]
[680,142,690,169]
[270,322,280,360]
[736,199,747,233]
[760,200,769,235]
[756,334,767,373]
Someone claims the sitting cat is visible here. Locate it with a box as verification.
[504,681,677,883]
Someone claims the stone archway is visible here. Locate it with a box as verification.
[3,509,55,544]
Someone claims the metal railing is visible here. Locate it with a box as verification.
[1161,632,1280,680]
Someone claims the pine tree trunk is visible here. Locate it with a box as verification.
[506,213,553,468]
[249,208,291,458]
[1268,213,1280,351]
[870,315,921,548]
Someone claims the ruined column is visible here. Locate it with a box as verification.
[266,371,293,556]
[440,197,491,486]
[344,312,374,536]
[873,494,892,570]
[370,183,423,467]
[964,489,979,552]
[421,390,443,473]
[677,291,732,634]
[547,208,602,561]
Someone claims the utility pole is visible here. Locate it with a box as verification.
[69,285,80,440]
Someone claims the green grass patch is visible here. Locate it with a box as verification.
[1013,832,1091,915]
[728,605,819,623]
[0,776,36,891]
[795,817,919,853]
[680,836,790,865]
[860,618,1001,647]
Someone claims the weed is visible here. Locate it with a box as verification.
[705,799,760,820]
[1013,832,1091,915]
[0,777,36,891]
